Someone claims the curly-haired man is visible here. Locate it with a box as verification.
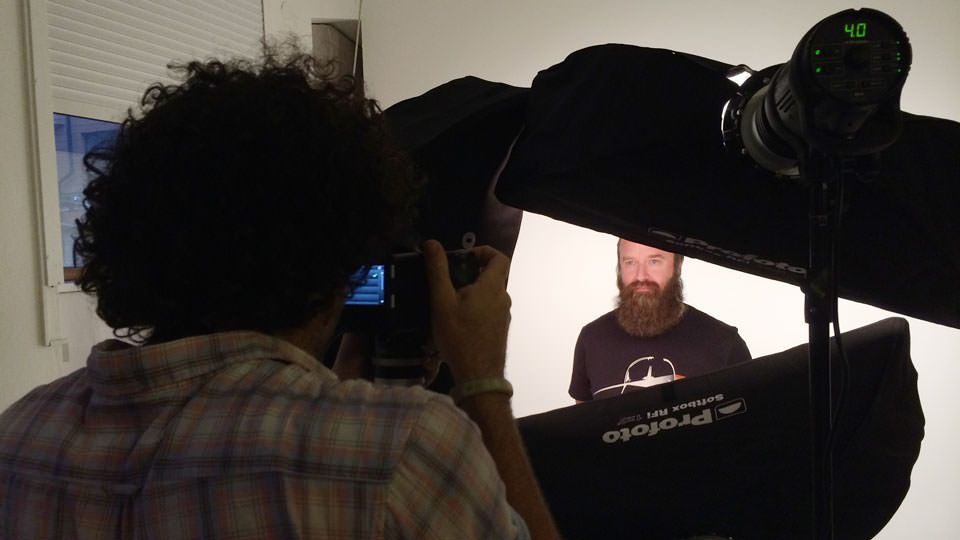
[0,47,558,539]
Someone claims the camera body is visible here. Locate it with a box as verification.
[338,249,480,339]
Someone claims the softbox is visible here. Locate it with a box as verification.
[495,44,960,328]
[518,317,923,540]
[385,76,527,256]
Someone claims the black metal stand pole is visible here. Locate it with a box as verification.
[803,152,840,540]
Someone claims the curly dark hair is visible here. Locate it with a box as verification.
[76,45,421,343]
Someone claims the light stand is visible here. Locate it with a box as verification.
[802,149,842,539]
[728,8,911,539]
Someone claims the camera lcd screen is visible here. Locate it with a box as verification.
[345,264,386,306]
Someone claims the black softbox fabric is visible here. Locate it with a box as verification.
[518,317,923,540]
[384,76,528,256]
[495,44,960,329]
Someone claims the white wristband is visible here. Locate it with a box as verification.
[450,377,514,404]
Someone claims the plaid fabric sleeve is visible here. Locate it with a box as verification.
[384,395,527,539]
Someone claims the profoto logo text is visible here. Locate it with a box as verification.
[648,229,806,276]
[601,394,747,444]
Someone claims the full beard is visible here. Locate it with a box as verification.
[615,274,685,337]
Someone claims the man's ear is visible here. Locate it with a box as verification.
[272,293,347,359]
[332,332,374,380]
[319,292,347,333]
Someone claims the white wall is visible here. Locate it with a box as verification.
[0,0,64,411]
[357,1,959,538]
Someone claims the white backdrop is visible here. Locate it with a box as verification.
[359,1,960,538]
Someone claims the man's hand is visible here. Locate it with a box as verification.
[423,239,561,539]
[423,239,512,384]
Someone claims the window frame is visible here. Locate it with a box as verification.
[24,0,71,348]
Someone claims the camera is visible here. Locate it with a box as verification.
[337,249,480,384]
[340,249,479,333]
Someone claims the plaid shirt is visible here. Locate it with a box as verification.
[0,331,527,539]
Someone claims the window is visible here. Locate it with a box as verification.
[37,0,264,284]
[23,0,262,347]
[53,113,120,280]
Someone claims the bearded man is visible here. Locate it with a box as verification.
[568,239,752,402]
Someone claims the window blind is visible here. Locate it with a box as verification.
[47,0,263,120]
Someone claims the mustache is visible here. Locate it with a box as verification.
[625,280,661,294]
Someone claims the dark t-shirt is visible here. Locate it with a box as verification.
[568,305,752,401]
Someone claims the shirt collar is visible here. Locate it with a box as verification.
[87,331,335,397]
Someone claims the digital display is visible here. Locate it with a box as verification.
[844,22,867,38]
[345,264,386,305]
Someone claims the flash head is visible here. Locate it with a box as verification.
[724,8,911,176]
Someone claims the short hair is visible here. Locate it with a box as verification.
[615,238,684,275]
[76,44,421,342]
